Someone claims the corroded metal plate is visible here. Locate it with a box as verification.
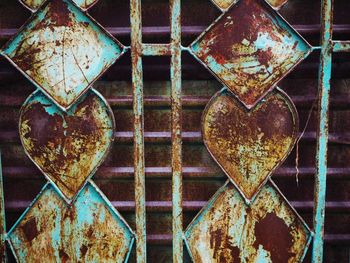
[210,0,238,10]
[185,181,312,263]
[191,0,311,109]
[202,88,298,202]
[20,0,99,11]
[211,0,288,10]
[7,181,134,263]
[2,0,124,110]
[19,88,115,202]
[267,0,288,9]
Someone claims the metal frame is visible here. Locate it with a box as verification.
[0,0,345,262]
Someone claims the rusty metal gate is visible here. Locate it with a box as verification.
[0,0,349,262]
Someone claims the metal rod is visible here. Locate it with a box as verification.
[312,0,334,262]
[130,0,147,262]
[142,44,171,56]
[0,150,6,263]
[170,0,183,262]
[332,40,350,52]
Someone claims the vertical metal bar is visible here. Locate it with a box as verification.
[312,0,334,262]
[170,0,183,262]
[130,0,147,262]
[0,150,6,263]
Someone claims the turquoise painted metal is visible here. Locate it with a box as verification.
[170,0,183,262]
[7,181,134,262]
[18,88,115,202]
[185,180,312,263]
[20,0,99,11]
[190,0,311,109]
[2,0,125,110]
[312,0,334,262]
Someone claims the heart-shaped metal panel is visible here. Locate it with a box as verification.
[20,0,99,11]
[202,88,298,202]
[19,88,115,202]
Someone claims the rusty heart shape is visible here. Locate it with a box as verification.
[202,88,298,202]
[19,89,115,202]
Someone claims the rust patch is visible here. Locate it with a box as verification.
[202,88,299,201]
[185,182,311,263]
[19,89,115,201]
[254,213,295,262]
[21,217,39,242]
[191,0,311,108]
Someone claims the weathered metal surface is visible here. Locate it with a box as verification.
[266,0,288,10]
[19,88,115,202]
[190,0,311,109]
[20,0,99,12]
[211,0,288,10]
[202,88,298,202]
[7,181,134,263]
[312,0,334,262]
[130,0,147,261]
[210,0,238,10]
[185,180,312,263]
[1,0,124,110]
[170,0,183,262]
[332,40,350,52]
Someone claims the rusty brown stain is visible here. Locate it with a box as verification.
[254,212,295,262]
[19,89,115,201]
[21,217,39,242]
[202,88,298,201]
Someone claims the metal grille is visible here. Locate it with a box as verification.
[0,0,347,262]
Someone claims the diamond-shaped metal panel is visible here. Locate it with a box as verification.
[19,88,115,202]
[2,0,124,110]
[210,0,238,10]
[8,182,134,263]
[211,0,288,10]
[191,0,311,109]
[202,88,298,202]
[185,181,312,263]
[20,0,99,11]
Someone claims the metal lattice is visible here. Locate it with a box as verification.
[0,0,343,262]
